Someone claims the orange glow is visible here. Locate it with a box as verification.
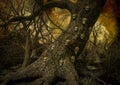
[98,0,118,39]
[70,0,78,3]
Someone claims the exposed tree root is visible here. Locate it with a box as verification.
[1,56,80,85]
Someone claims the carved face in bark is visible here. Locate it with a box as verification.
[78,49,105,77]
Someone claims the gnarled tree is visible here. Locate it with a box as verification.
[0,0,106,85]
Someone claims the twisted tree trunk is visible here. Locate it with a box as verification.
[0,0,106,85]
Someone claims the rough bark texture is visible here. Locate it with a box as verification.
[0,0,106,85]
